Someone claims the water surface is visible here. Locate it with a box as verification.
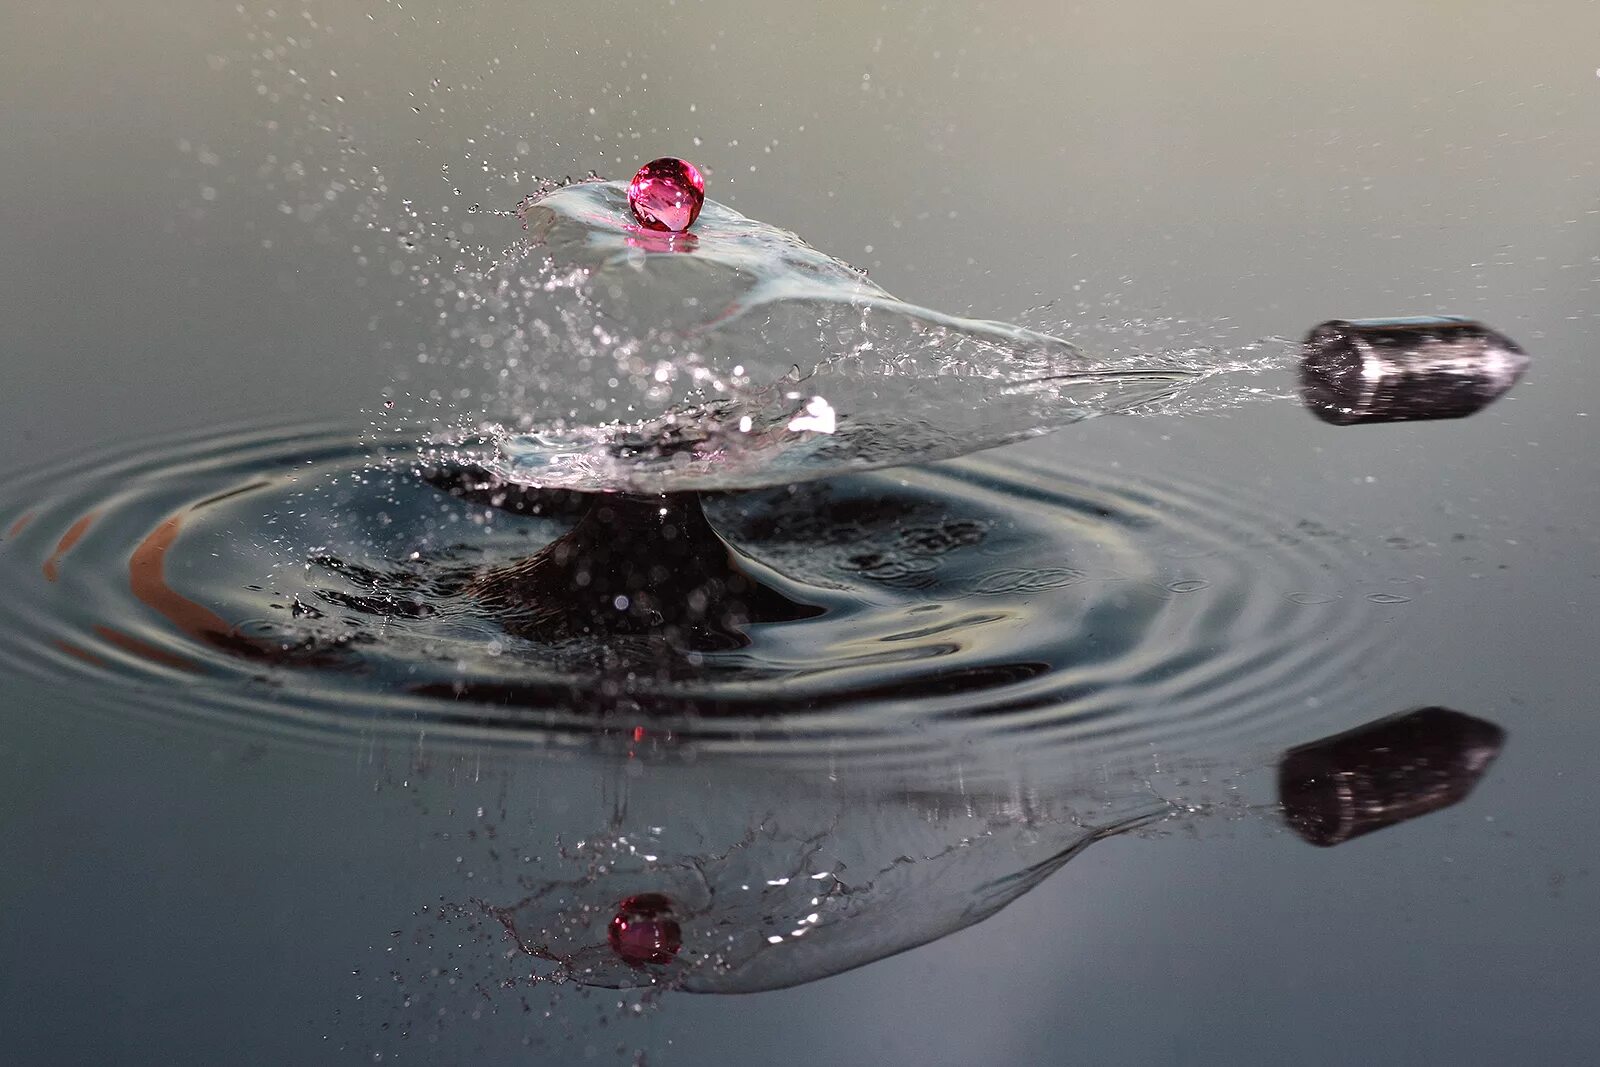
[2,1,1597,1064]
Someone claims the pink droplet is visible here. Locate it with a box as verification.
[608,893,683,967]
[627,157,705,233]
[625,229,699,255]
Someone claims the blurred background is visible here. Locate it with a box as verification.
[2,1,1597,1063]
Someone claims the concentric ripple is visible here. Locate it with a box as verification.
[0,423,1388,760]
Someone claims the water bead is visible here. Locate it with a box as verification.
[627,157,705,233]
[607,893,683,966]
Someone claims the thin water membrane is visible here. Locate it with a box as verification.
[419,181,1529,494]
[0,424,1386,761]
[419,181,1227,493]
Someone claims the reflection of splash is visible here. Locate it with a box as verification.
[417,705,1507,1010]
[462,781,1168,995]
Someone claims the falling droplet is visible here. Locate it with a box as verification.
[627,157,705,233]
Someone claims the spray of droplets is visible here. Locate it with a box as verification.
[181,5,1298,495]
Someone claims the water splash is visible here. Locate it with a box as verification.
[188,13,1300,496]
[416,180,1270,493]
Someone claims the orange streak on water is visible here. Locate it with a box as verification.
[52,639,107,667]
[43,512,99,582]
[128,514,236,644]
[5,510,36,540]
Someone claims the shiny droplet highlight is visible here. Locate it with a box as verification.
[627,157,705,233]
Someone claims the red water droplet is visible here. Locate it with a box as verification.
[608,893,682,967]
[627,157,705,233]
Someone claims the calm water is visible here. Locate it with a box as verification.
[3,1,1598,1064]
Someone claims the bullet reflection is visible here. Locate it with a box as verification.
[1278,706,1506,846]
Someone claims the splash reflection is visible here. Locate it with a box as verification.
[423,705,1508,1003]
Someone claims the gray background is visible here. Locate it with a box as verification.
[3,1,1598,1063]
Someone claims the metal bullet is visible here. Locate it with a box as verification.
[1300,316,1529,425]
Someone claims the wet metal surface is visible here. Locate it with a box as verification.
[1300,317,1529,426]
